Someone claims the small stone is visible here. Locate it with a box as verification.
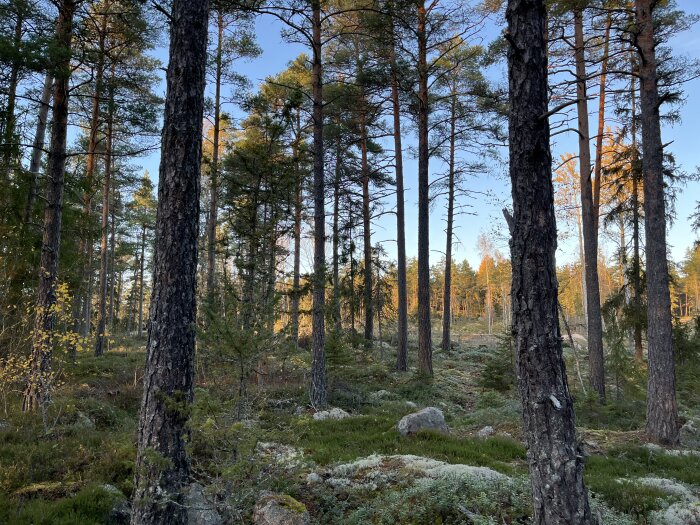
[312,407,350,421]
[405,401,418,409]
[397,407,448,436]
[476,426,494,438]
[253,494,310,525]
[74,411,95,430]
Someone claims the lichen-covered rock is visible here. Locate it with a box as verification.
[397,407,448,436]
[368,390,395,403]
[650,502,700,525]
[185,483,222,525]
[255,442,306,469]
[312,407,350,421]
[476,425,494,438]
[253,494,310,525]
[322,454,507,491]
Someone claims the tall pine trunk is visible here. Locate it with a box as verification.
[506,0,592,522]
[206,9,223,300]
[360,101,373,347]
[390,23,408,371]
[310,0,327,408]
[573,8,605,402]
[635,0,679,445]
[130,0,209,522]
[441,85,456,353]
[23,0,76,414]
[416,0,432,376]
[137,224,146,337]
[94,69,115,356]
[291,109,303,343]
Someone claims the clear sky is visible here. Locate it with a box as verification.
[139,1,700,272]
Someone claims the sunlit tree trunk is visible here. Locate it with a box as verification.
[635,0,679,445]
[23,0,76,414]
[506,0,592,522]
[130,0,209,521]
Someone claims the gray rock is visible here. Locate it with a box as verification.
[397,407,448,436]
[312,407,350,421]
[253,494,310,525]
[185,483,222,525]
[405,401,418,409]
[476,426,494,438]
[681,418,700,448]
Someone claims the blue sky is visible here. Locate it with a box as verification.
[140,1,700,272]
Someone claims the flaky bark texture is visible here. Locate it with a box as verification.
[130,0,209,523]
[573,8,605,402]
[635,0,679,445]
[310,0,327,409]
[22,0,75,414]
[506,0,592,523]
[416,1,432,376]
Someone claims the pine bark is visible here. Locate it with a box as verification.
[506,0,592,522]
[573,8,605,402]
[95,71,115,357]
[23,0,75,413]
[310,0,327,408]
[130,0,209,522]
[416,1,432,376]
[635,0,679,445]
[390,25,408,371]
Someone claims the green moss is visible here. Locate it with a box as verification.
[285,410,525,474]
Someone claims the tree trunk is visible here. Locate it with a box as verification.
[332,139,342,331]
[291,109,303,343]
[635,0,679,445]
[79,15,107,339]
[360,104,373,347]
[592,16,611,233]
[310,0,327,409]
[108,188,117,330]
[23,0,75,413]
[25,74,54,224]
[206,9,223,300]
[137,224,146,338]
[441,86,456,353]
[629,60,645,362]
[506,0,592,522]
[390,23,408,371]
[130,0,209,522]
[94,69,115,356]
[573,8,605,402]
[416,1,432,376]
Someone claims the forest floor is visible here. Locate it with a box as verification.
[1,321,700,524]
